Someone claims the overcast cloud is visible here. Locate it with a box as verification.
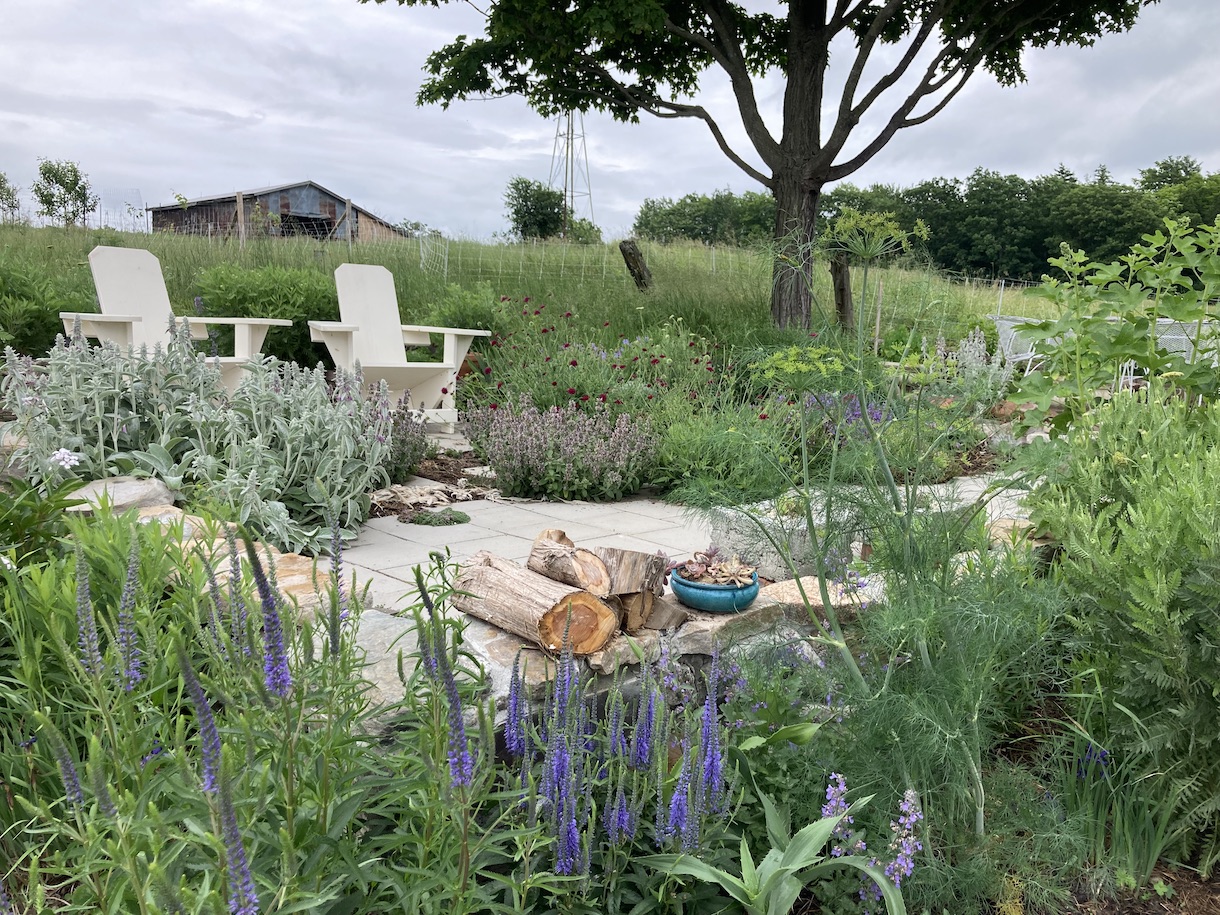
[2,0,1217,239]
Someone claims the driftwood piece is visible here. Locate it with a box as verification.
[619,239,653,291]
[527,535,612,597]
[452,551,618,655]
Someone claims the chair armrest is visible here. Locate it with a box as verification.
[400,324,491,366]
[308,321,358,370]
[400,323,492,338]
[60,312,142,348]
[184,316,292,360]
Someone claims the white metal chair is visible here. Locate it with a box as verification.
[61,246,291,391]
[308,263,491,428]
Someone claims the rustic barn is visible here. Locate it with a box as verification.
[147,181,407,242]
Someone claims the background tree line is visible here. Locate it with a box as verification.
[633,156,1220,278]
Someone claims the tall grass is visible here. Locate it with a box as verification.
[0,223,1044,354]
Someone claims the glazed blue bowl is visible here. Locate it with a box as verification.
[669,572,760,614]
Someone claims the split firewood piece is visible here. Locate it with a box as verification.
[527,532,612,597]
[592,546,668,597]
[453,551,619,655]
[618,590,656,634]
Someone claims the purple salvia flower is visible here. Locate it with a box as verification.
[117,536,143,691]
[74,544,103,677]
[218,775,259,915]
[224,528,249,657]
[884,789,924,888]
[505,651,528,758]
[823,772,859,857]
[178,646,222,794]
[47,728,85,808]
[244,541,293,699]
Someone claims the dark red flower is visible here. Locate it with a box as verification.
[482,367,492,376]
[567,387,577,395]
[489,403,499,410]
[759,413,768,420]
[580,394,590,401]
[569,359,578,367]
[650,358,660,365]
[563,311,573,318]
[541,327,549,334]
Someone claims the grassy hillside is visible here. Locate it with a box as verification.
[0,223,1044,360]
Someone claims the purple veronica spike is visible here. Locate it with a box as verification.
[74,545,103,677]
[117,536,143,691]
[700,649,725,814]
[219,775,259,915]
[607,688,626,758]
[48,730,85,808]
[0,878,12,915]
[665,738,693,850]
[505,651,528,758]
[631,686,656,771]
[224,528,249,656]
[178,646,222,795]
[244,542,293,699]
[330,520,348,623]
[201,555,231,659]
[415,574,474,788]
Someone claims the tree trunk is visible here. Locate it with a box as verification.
[770,171,824,330]
[829,252,854,329]
[452,551,619,654]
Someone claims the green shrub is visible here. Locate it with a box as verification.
[1028,386,1220,873]
[193,263,338,366]
[0,255,70,357]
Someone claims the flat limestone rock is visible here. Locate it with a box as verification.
[462,616,557,705]
[760,577,849,611]
[671,593,784,657]
[586,628,661,674]
[354,608,417,710]
[68,476,174,514]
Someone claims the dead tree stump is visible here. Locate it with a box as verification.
[619,239,653,291]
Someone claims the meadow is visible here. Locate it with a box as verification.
[2,221,1218,914]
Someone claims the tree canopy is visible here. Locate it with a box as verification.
[31,159,98,228]
[367,0,1157,327]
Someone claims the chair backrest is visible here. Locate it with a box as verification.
[88,246,175,349]
[991,315,1037,361]
[334,263,407,366]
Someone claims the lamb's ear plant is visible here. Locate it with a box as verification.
[1,325,394,553]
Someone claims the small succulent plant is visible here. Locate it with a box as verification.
[669,545,756,586]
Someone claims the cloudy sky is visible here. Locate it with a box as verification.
[3,0,1217,239]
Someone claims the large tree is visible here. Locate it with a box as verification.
[366,0,1155,328]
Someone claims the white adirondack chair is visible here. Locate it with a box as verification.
[61,246,291,391]
[308,263,491,428]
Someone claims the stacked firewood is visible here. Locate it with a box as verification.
[451,529,667,655]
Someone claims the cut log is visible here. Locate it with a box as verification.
[592,546,667,596]
[528,535,612,597]
[536,529,575,549]
[452,551,618,655]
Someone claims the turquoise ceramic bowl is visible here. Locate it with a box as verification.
[669,572,760,613]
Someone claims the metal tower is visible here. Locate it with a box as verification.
[548,111,594,237]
